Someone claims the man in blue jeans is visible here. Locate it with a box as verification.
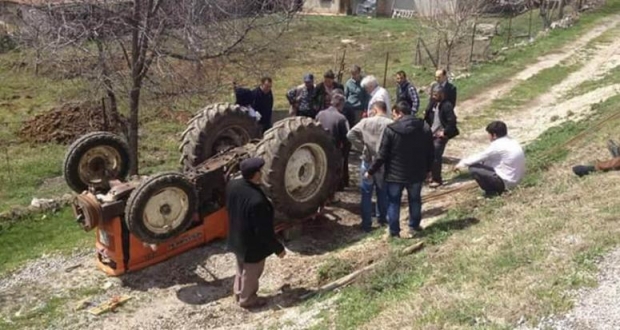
[347,101,393,232]
[365,102,434,238]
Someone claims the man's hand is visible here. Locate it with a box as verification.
[452,166,461,174]
[277,250,287,258]
[435,130,445,138]
[364,172,372,179]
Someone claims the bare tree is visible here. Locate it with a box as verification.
[418,0,489,70]
[13,0,297,175]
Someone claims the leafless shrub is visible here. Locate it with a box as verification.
[10,0,297,174]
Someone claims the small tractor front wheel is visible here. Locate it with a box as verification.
[63,131,131,193]
[124,172,197,244]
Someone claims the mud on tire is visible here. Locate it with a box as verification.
[63,131,131,193]
[124,172,197,244]
[179,103,261,170]
[255,117,341,220]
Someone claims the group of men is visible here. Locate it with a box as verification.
[227,66,527,308]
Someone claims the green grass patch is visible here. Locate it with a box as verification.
[0,207,90,274]
[0,286,102,330]
[316,257,355,284]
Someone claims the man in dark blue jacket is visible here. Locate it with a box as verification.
[366,102,434,238]
[234,77,274,133]
[226,158,286,308]
[252,77,274,132]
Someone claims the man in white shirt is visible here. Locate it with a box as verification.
[454,121,525,197]
[361,75,391,117]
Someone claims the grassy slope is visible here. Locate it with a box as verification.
[306,2,620,327]
[316,89,620,330]
[0,208,91,274]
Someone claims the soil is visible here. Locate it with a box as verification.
[18,102,127,144]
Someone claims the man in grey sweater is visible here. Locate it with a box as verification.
[347,101,393,232]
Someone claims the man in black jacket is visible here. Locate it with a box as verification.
[432,69,457,107]
[253,77,274,133]
[313,70,344,113]
[226,158,286,308]
[424,85,459,188]
[366,102,434,238]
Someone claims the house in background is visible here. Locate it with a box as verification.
[302,0,396,16]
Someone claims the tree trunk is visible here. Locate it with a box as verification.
[540,0,551,29]
[558,0,566,19]
[96,39,124,136]
[128,0,144,176]
[128,85,141,176]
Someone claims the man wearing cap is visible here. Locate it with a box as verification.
[316,89,351,193]
[314,69,345,113]
[226,157,286,309]
[287,73,317,118]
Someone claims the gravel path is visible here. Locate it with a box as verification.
[523,248,620,330]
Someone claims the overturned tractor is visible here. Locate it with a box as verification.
[64,103,340,275]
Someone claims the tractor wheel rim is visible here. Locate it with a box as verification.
[284,143,328,203]
[143,187,189,234]
[211,125,251,155]
[78,146,122,186]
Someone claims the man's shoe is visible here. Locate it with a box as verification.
[403,227,423,239]
[239,297,267,309]
[572,165,596,177]
[429,182,442,188]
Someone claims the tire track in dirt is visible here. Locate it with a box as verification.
[450,29,620,159]
[457,14,620,119]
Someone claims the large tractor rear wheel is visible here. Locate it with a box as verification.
[124,172,197,244]
[63,131,131,193]
[255,117,341,220]
[179,103,261,170]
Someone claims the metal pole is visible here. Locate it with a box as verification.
[469,20,477,64]
[383,52,390,87]
[528,8,534,39]
[506,14,513,46]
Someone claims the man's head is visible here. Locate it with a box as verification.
[391,101,412,120]
[435,69,448,83]
[303,73,314,89]
[330,89,346,111]
[260,76,272,93]
[371,101,387,116]
[240,157,265,183]
[485,121,508,141]
[360,75,378,94]
[395,70,407,85]
[323,70,336,88]
[431,85,445,102]
[351,65,362,81]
